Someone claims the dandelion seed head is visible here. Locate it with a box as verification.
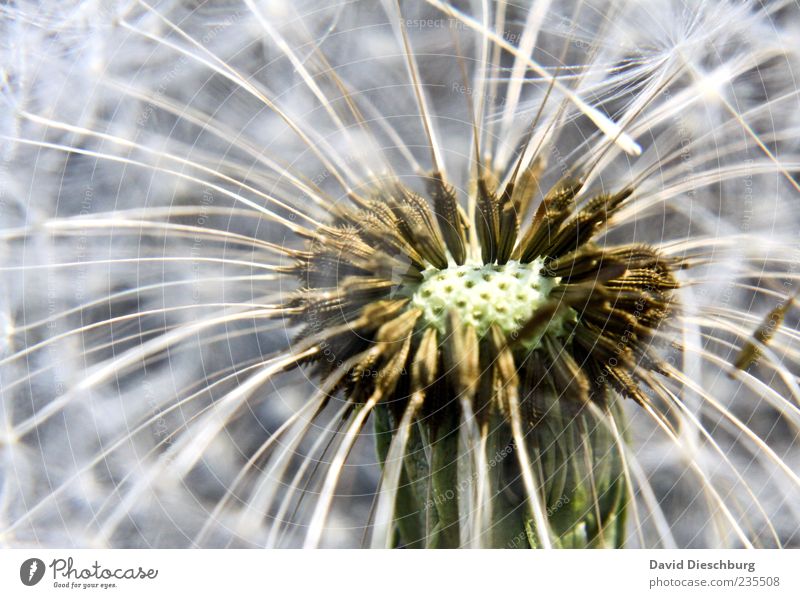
[410,259,559,338]
[1,0,800,549]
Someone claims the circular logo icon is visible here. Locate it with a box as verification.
[20,558,46,586]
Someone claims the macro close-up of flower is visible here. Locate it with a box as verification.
[1,0,799,551]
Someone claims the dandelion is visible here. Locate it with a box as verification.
[0,0,799,549]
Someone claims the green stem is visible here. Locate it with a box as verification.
[374,400,630,548]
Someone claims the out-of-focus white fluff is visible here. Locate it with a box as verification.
[1,0,799,547]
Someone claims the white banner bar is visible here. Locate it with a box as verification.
[1,549,797,597]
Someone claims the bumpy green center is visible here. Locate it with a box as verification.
[410,259,558,337]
